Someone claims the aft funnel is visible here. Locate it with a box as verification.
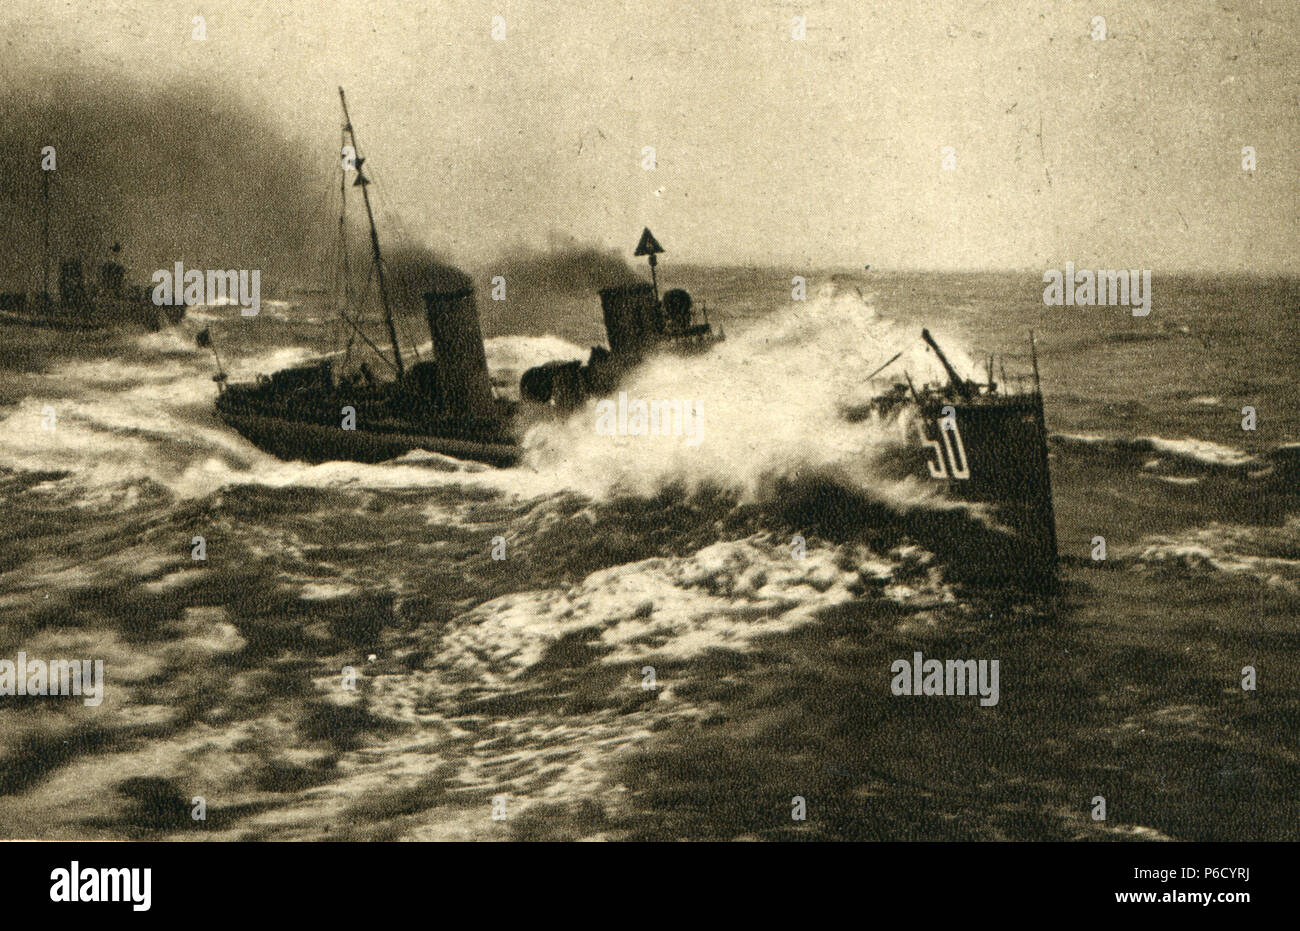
[598,282,661,357]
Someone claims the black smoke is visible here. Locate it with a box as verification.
[488,237,640,295]
[476,237,644,337]
[385,245,474,314]
[0,69,336,293]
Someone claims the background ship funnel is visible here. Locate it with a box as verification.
[59,259,87,309]
[423,287,496,420]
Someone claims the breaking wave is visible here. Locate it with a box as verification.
[0,282,985,517]
[522,283,976,504]
[1126,516,1300,592]
[1052,432,1300,484]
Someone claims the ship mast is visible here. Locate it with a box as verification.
[338,86,404,378]
[40,167,51,306]
[336,123,355,366]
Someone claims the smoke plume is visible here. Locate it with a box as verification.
[489,237,640,295]
[0,69,335,293]
[385,245,474,315]
[478,237,643,337]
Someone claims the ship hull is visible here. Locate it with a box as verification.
[217,408,520,468]
[911,393,1059,591]
[0,301,182,332]
[0,310,111,331]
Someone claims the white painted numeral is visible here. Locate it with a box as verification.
[923,413,971,480]
[923,434,948,478]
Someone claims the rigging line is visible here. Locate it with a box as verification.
[348,263,394,372]
[339,85,403,377]
[331,151,346,358]
[336,305,399,374]
[344,208,422,369]
[387,284,424,361]
[338,241,356,369]
[368,168,419,256]
[347,258,376,351]
[340,177,358,366]
[360,187,422,364]
[337,124,352,324]
[348,165,422,365]
[336,243,393,371]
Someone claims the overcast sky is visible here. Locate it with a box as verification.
[3,0,1296,271]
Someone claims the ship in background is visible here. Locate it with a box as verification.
[0,167,183,332]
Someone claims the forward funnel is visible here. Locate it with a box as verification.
[423,287,496,420]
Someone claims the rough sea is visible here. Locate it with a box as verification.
[1,269,1296,841]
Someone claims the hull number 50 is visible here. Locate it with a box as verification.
[923,405,971,480]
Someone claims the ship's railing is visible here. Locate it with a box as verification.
[866,376,1042,403]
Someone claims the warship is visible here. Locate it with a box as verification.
[864,327,1059,589]
[212,88,521,467]
[519,228,723,407]
[0,169,182,332]
[212,284,520,467]
[214,225,720,465]
[212,90,724,468]
[209,90,1057,587]
[515,272,1058,584]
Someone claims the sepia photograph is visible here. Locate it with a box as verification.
[0,0,1294,909]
